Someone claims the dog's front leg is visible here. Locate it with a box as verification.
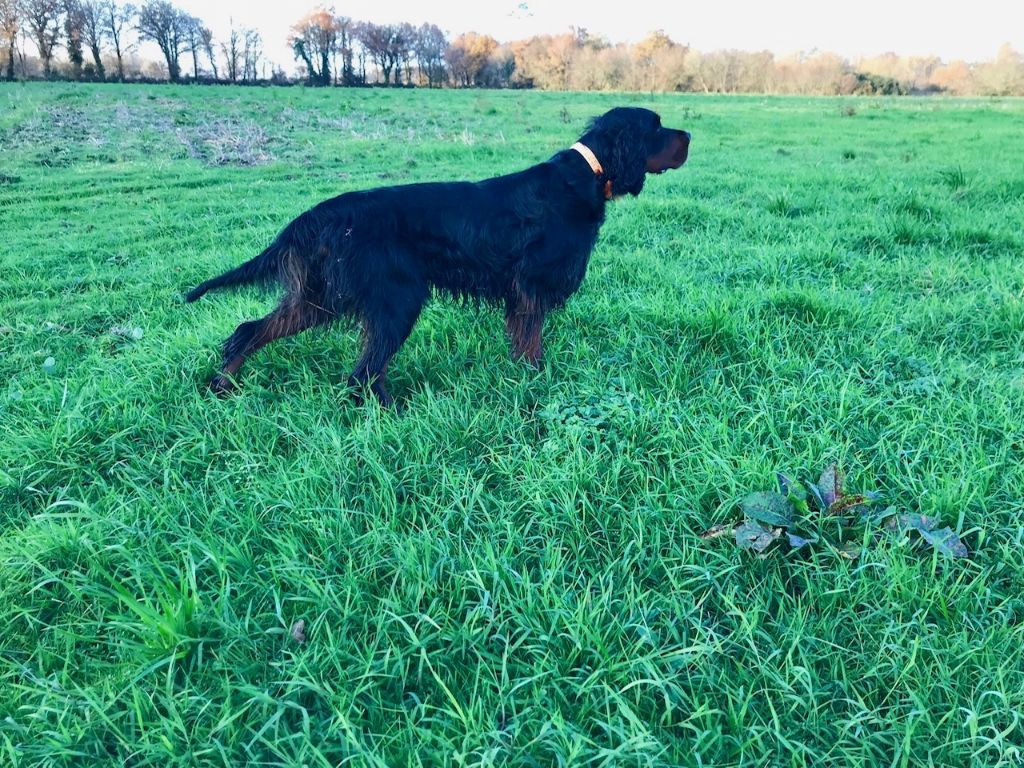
[505,295,545,368]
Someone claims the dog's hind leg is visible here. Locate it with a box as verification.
[210,299,329,395]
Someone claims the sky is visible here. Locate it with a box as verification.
[172,0,1023,73]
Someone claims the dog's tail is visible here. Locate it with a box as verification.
[184,238,287,303]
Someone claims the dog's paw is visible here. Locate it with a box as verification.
[511,349,543,369]
[209,375,236,397]
[520,354,544,370]
[372,385,396,410]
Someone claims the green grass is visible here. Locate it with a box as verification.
[1,82,1024,766]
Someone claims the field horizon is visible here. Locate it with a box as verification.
[1,83,1023,766]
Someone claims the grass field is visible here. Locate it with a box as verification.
[1,82,1024,766]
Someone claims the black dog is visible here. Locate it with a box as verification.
[185,107,690,406]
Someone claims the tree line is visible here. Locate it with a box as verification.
[2,1,1023,95]
[0,0,267,82]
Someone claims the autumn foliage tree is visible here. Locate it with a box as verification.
[289,8,337,85]
[629,29,688,91]
[973,43,1024,95]
[930,59,973,94]
[511,33,575,89]
[1,2,1022,96]
[445,32,497,86]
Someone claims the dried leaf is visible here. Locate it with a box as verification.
[290,619,306,644]
[786,533,812,550]
[818,465,844,507]
[838,541,861,560]
[740,492,795,528]
[891,514,939,533]
[919,527,969,558]
[700,523,736,540]
[735,521,780,553]
[786,533,814,550]
[828,493,873,518]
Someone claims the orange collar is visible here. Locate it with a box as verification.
[571,142,613,200]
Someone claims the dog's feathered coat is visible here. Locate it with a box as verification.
[186,107,690,405]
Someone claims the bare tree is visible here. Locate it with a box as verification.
[78,0,105,79]
[907,55,941,91]
[335,14,354,84]
[135,0,190,82]
[481,43,514,87]
[64,0,86,79]
[199,24,215,79]
[100,0,133,80]
[219,20,239,81]
[397,22,416,84]
[241,26,259,81]
[414,23,446,87]
[355,42,365,82]
[22,0,63,78]
[0,0,18,81]
[688,50,738,92]
[181,12,201,78]
[389,23,411,84]
[356,22,410,85]
[289,9,336,86]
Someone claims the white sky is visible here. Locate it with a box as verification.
[173,0,1023,73]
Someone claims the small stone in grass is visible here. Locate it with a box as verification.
[110,325,145,340]
[290,620,306,644]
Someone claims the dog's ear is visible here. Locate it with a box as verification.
[605,127,648,196]
[582,114,647,197]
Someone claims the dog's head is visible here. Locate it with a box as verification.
[579,107,690,197]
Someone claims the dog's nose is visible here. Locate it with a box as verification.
[679,130,691,144]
